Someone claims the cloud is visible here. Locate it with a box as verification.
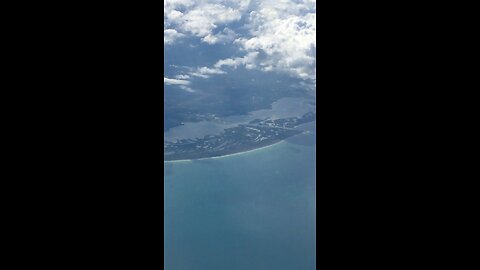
[201,27,237,45]
[164,29,184,45]
[179,85,196,92]
[164,77,190,85]
[164,0,316,85]
[236,0,316,81]
[175,74,191,80]
[190,66,226,78]
[164,0,250,45]
[214,52,259,70]
[164,77,195,92]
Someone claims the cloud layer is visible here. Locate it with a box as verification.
[164,0,316,84]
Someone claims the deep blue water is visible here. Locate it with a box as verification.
[164,138,316,270]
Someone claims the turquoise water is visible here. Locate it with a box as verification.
[164,138,316,270]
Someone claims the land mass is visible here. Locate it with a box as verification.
[164,112,315,161]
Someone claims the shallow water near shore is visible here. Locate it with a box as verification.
[164,133,316,270]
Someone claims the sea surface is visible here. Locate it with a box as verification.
[164,125,316,270]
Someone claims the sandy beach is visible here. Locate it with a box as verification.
[164,140,284,163]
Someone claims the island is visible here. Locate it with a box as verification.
[164,112,315,161]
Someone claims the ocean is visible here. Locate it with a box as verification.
[164,128,316,270]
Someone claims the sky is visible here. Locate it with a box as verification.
[164,0,316,93]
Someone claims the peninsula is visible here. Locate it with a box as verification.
[164,112,315,161]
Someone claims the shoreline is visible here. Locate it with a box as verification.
[164,141,284,163]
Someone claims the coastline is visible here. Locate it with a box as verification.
[164,140,284,163]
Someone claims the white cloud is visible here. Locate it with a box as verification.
[190,66,226,78]
[179,85,196,93]
[164,29,184,45]
[214,52,259,69]
[164,0,250,44]
[164,0,316,85]
[201,27,237,45]
[164,77,190,85]
[175,74,191,80]
[164,77,195,92]
[181,4,242,37]
[237,0,316,81]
